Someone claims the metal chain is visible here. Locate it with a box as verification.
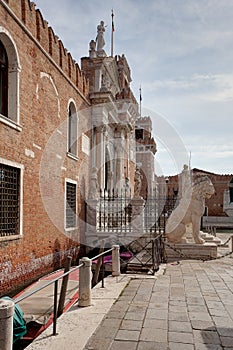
[164,240,233,262]
[219,234,233,247]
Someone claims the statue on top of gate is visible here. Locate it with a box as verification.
[134,167,143,199]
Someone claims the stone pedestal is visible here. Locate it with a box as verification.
[0,299,14,350]
[112,245,120,277]
[131,198,145,237]
[79,257,92,307]
[165,242,217,261]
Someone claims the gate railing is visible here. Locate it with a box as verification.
[96,191,178,235]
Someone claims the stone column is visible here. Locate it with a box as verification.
[0,299,14,350]
[79,257,92,307]
[112,245,120,277]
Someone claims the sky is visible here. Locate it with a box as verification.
[35,0,233,176]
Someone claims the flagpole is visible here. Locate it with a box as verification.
[111,9,114,57]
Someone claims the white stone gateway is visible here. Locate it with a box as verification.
[166,175,215,244]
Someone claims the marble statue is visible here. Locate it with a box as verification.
[180,164,191,198]
[166,175,215,244]
[96,21,106,52]
[88,167,99,200]
[89,39,97,58]
[134,167,142,198]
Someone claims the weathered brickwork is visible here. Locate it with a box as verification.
[0,0,91,295]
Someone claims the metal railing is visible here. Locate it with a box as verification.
[14,246,116,338]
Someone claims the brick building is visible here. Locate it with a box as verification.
[0,1,143,295]
[0,0,91,296]
[166,168,233,217]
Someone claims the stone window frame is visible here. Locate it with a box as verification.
[67,99,79,160]
[0,158,24,242]
[64,178,77,231]
[0,27,21,132]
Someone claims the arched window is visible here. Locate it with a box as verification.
[67,101,78,157]
[0,40,8,116]
[0,28,21,128]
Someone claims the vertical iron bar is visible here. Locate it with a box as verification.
[101,254,104,288]
[53,280,58,336]
[152,240,155,274]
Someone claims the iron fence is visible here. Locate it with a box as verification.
[97,189,132,233]
[97,191,178,235]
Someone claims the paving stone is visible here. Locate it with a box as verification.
[109,340,137,350]
[120,319,143,331]
[193,329,221,344]
[92,326,118,339]
[168,342,194,350]
[205,301,226,310]
[168,331,194,344]
[169,305,188,313]
[85,337,112,350]
[134,293,151,302]
[213,316,233,328]
[188,312,212,322]
[146,308,168,320]
[169,300,187,307]
[115,329,140,341]
[195,343,223,350]
[101,318,122,329]
[188,305,209,313]
[149,302,169,309]
[169,312,189,322]
[118,294,135,301]
[124,311,145,321]
[143,318,167,330]
[220,336,233,347]
[137,341,168,350]
[209,308,229,317]
[168,321,192,333]
[191,320,216,330]
[186,297,206,306]
[217,327,233,337]
[127,303,148,313]
[110,301,130,312]
[106,310,126,319]
[140,327,167,342]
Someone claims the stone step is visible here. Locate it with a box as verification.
[165,242,218,261]
[200,232,222,245]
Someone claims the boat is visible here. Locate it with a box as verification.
[12,267,79,349]
[92,250,133,273]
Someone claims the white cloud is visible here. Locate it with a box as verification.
[34,0,233,175]
[144,73,233,102]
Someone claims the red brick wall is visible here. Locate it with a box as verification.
[0,1,91,295]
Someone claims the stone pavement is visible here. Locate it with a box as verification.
[84,258,233,350]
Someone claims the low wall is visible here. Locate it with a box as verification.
[203,216,233,228]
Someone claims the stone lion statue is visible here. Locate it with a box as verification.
[166,175,215,244]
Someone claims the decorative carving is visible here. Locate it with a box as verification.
[88,167,99,200]
[89,40,97,58]
[134,167,143,198]
[166,175,215,244]
[100,71,110,91]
